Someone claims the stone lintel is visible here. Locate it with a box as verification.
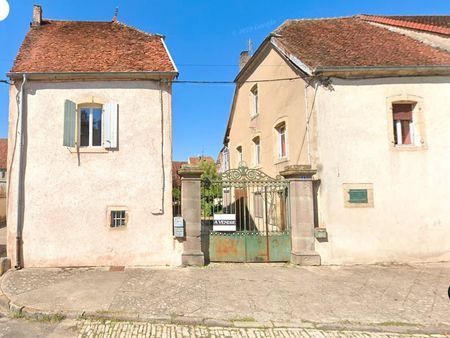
[178,165,204,179]
[280,165,317,179]
[291,251,321,266]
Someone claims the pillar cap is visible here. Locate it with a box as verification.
[280,165,316,179]
[178,165,204,178]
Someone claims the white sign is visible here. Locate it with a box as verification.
[173,217,184,238]
[213,214,236,232]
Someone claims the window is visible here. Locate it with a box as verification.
[392,103,415,146]
[276,123,287,159]
[343,183,374,208]
[80,106,102,147]
[63,100,118,149]
[250,85,258,117]
[254,192,263,218]
[236,145,243,166]
[348,189,368,204]
[108,208,128,228]
[253,137,261,166]
[222,147,230,172]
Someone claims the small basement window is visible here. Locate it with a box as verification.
[348,189,368,204]
[343,183,373,208]
[108,207,128,228]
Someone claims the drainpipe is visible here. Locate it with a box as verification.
[152,79,166,215]
[15,74,27,269]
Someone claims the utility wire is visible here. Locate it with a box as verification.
[0,76,304,86]
[173,76,303,85]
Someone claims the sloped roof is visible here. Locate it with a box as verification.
[0,139,7,169]
[188,156,215,165]
[172,161,187,188]
[10,20,177,74]
[360,15,450,35]
[272,17,450,70]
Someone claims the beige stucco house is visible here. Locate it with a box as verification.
[223,15,450,265]
[6,5,182,267]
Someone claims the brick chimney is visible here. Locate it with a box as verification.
[32,5,42,27]
[240,51,250,70]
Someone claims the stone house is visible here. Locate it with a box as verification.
[222,15,450,265]
[7,5,181,267]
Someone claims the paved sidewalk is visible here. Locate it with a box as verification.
[1,263,449,334]
[77,320,450,338]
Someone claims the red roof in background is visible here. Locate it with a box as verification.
[0,139,7,169]
[273,17,450,70]
[188,156,215,165]
[172,161,187,188]
[360,15,450,36]
[11,20,177,73]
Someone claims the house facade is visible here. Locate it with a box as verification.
[7,6,181,267]
[223,15,450,265]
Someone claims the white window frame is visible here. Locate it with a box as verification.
[250,84,258,118]
[79,104,103,148]
[222,147,230,172]
[253,137,261,166]
[392,103,415,146]
[276,123,287,160]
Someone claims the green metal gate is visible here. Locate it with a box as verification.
[202,164,291,262]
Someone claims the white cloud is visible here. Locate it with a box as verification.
[0,0,10,22]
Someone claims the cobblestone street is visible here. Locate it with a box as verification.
[77,321,449,338]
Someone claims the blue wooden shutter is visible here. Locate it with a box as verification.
[103,102,118,148]
[63,100,76,147]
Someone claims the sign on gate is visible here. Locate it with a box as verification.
[213,214,236,232]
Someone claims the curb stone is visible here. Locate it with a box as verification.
[4,299,450,335]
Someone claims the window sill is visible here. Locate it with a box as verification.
[68,147,109,153]
[392,144,427,152]
[274,157,289,165]
[250,114,259,120]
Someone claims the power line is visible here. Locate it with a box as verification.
[0,76,303,86]
[173,76,302,85]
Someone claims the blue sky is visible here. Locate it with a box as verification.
[0,1,449,161]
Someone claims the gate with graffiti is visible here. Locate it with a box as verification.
[201,164,291,262]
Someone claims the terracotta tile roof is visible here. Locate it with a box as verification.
[0,139,7,169]
[172,161,187,188]
[272,17,450,70]
[360,15,450,36]
[188,156,215,165]
[11,20,177,73]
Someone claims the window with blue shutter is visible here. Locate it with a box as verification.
[63,100,76,147]
[348,189,368,204]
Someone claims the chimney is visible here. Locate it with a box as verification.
[32,5,42,27]
[240,51,250,70]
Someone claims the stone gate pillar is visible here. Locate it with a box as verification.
[178,165,205,266]
[280,165,321,266]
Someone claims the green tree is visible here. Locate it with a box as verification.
[199,159,222,217]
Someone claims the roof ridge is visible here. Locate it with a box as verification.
[114,21,165,39]
[359,14,450,36]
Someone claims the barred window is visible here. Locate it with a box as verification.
[110,210,127,228]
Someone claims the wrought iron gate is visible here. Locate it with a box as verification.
[202,165,291,262]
